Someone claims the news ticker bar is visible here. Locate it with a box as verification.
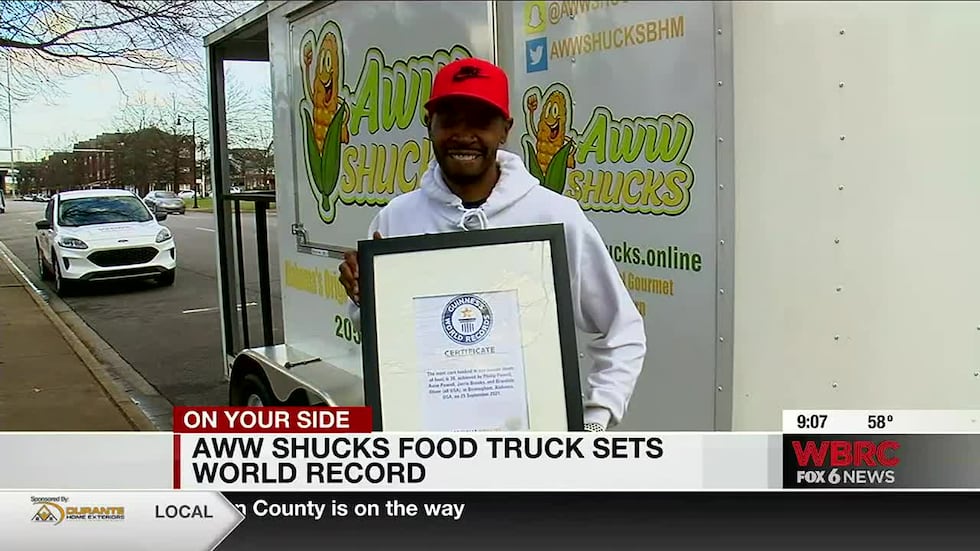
[7,491,980,551]
[783,410,980,433]
[0,491,241,551]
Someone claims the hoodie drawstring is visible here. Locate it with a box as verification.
[458,208,489,231]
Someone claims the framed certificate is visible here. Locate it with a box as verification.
[357,223,584,432]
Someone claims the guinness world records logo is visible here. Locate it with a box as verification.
[442,294,493,345]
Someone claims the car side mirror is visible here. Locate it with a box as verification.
[35,220,51,230]
[155,212,168,221]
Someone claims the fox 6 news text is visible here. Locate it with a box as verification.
[783,436,901,488]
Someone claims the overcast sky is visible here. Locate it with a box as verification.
[4,50,270,163]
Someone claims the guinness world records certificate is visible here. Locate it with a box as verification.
[357,224,584,432]
[415,290,529,431]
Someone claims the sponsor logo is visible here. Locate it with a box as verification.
[30,496,125,524]
[32,502,65,525]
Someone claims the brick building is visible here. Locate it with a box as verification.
[32,128,196,195]
[74,133,127,188]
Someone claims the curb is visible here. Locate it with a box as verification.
[0,241,169,431]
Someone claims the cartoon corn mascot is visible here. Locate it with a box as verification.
[523,88,575,194]
[301,26,349,215]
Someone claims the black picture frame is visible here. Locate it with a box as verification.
[357,223,584,432]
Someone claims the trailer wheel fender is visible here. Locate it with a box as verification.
[229,359,278,407]
[285,388,312,406]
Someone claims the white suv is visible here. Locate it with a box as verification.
[34,189,177,295]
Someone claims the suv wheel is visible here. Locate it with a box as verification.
[53,256,75,297]
[37,244,52,280]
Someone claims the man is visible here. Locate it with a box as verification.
[339,57,646,432]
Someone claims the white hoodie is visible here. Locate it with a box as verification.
[350,149,647,429]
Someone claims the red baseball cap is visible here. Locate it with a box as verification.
[425,57,510,119]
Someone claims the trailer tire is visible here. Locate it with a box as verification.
[232,373,277,407]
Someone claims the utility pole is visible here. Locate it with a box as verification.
[6,56,13,196]
[191,118,198,209]
[177,115,199,208]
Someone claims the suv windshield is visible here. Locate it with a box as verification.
[58,196,153,227]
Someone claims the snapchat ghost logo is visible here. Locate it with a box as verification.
[528,4,543,27]
[524,1,547,34]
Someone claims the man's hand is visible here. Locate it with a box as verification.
[339,231,382,306]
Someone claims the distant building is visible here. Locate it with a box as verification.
[30,128,197,195]
[74,133,127,189]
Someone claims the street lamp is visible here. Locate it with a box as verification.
[176,116,199,209]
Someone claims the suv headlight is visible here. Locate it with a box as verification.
[58,236,88,249]
[156,228,173,243]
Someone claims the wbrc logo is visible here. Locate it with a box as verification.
[792,439,900,486]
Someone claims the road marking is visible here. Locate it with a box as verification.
[195,227,216,233]
[182,302,257,314]
[182,306,218,314]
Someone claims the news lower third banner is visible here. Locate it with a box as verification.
[178,432,980,491]
[4,408,980,492]
[169,407,779,491]
[5,409,980,549]
[174,432,778,490]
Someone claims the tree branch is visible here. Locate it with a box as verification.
[0,0,257,103]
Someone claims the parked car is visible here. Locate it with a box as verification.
[143,190,186,215]
[177,189,197,200]
[34,189,177,296]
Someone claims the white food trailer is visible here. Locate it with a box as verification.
[203,1,980,431]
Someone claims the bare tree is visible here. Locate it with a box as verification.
[0,0,258,104]
[112,90,164,132]
[110,90,189,194]
[45,132,83,151]
[172,61,270,150]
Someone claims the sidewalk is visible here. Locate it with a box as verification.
[0,258,142,431]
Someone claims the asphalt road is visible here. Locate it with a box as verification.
[0,199,284,409]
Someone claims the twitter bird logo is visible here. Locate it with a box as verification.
[525,37,548,73]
